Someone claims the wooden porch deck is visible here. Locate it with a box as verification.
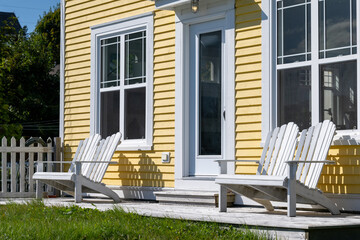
[1,197,360,240]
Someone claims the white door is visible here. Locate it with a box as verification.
[189,19,225,176]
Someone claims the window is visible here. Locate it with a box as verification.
[276,0,358,130]
[91,14,153,150]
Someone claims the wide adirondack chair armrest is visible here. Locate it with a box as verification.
[214,159,260,174]
[285,160,335,175]
[285,160,335,164]
[285,160,335,178]
[36,161,118,173]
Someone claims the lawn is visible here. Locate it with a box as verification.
[0,201,270,239]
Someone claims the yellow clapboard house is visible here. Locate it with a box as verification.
[60,0,360,210]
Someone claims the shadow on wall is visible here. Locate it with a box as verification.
[116,152,164,199]
[318,137,360,194]
[63,144,72,171]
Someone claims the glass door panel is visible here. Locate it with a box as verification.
[199,31,222,155]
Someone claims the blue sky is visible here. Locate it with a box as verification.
[0,0,59,33]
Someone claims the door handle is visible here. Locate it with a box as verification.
[223,110,225,120]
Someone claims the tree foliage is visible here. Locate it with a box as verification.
[0,7,60,139]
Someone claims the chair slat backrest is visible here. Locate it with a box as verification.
[274,123,299,176]
[257,129,273,174]
[265,125,286,175]
[88,136,112,181]
[257,122,299,176]
[95,132,121,182]
[69,134,101,173]
[295,120,336,188]
[258,127,280,175]
[83,139,105,178]
[307,121,335,188]
[88,132,121,183]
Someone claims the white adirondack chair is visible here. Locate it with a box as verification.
[215,120,340,217]
[33,132,121,203]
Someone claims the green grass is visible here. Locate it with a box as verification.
[0,201,270,240]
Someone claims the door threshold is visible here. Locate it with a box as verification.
[182,176,216,181]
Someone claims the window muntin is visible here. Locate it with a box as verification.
[276,0,358,131]
[99,30,147,139]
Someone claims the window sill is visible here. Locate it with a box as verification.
[332,130,360,146]
[116,143,152,151]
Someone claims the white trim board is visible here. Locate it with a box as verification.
[59,0,65,156]
[153,0,191,10]
[174,0,235,184]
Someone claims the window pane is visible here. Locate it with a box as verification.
[277,1,310,64]
[278,67,311,130]
[101,37,120,88]
[320,61,357,130]
[125,31,146,85]
[307,3,311,53]
[319,0,325,51]
[352,0,357,46]
[199,31,222,155]
[124,87,146,139]
[319,0,356,58]
[283,5,305,55]
[101,91,120,138]
[277,8,283,63]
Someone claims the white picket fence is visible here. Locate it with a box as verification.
[0,137,61,198]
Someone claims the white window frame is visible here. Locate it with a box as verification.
[262,0,360,145]
[90,13,154,151]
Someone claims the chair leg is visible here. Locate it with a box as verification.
[74,161,82,203]
[287,163,297,217]
[74,179,82,203]
[36,180,43,200]
[219,185,227,212]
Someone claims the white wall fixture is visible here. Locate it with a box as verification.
[162,152,170,163]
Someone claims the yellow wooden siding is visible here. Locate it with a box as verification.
[234,0,262,174]
[318,146,360,194]
[64,0,175,188]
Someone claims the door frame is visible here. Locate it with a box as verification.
[173,0,235,190]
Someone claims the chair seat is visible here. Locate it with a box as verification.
[216,175,287,187]
[33,172,75,182]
